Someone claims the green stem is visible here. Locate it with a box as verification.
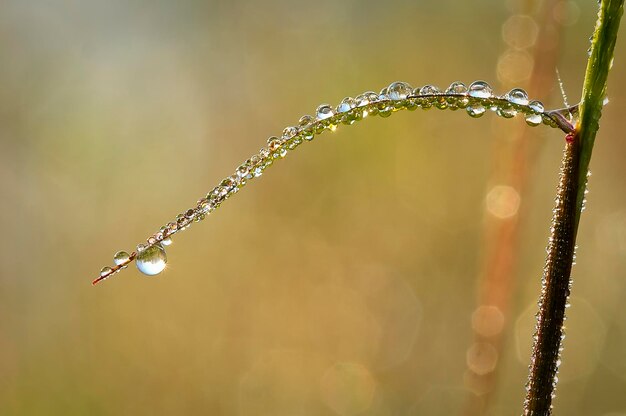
[576,0,624,228]
[523,1,624,415]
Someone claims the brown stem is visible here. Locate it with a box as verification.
[524,134,579,415]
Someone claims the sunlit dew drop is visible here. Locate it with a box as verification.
[282,126,298,140]
[529,100,544,113]
[387,81,413,100]
[316,104,334,120]
[468,81,493,99]
[355,93,371,107]
[505,88,529,106]
[525,100,544,126]
[299,115,314,127]
[365,92,379,104]
[136,244,167,276]
[113,251,130,266]
[100,266,112,277]
[497,105,516,118]
[419,84,441,95]
[467,104,486,118]
[446,81,468,94]
[378,87,389,101]
[336,97,355,113]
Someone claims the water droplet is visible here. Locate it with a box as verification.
[113,251,130,266]
[466,104,486,118]
[524,100,544,126]
[267,137,283,151]
[378,87,389,101]
[505,88,529,105]
[161,237,172,246]
[445,81,468,94]
[316,104,334,120]
[177,213,191,227]
[434,97,448,110]
[282,126,298,140]
[249,155,262,168]
[229,174,241,187]
[523,111,542,128]
[414,88,433,109]
[136,244,167,276]
[336,97,355,113]
[528,100,544,113]
[355,93,372,107]
[525,114,541,126]
[298,115,314,127]
[100,266,112,277]
[237,164,250,180]
[365,92,379,103]
[496,105,516,118]
[468,81,493,99]
[387,81,413,100]
[419,85,441,95]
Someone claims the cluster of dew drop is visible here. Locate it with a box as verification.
[94,80,565,284]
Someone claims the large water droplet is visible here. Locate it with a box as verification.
[316,104,334,120]
[505,88,529,105]
[387,81,413,100]
[113,251,130,266]
[468,81,493,99]
[136,244,167,276]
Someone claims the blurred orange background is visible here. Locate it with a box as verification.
[1,1,625,415]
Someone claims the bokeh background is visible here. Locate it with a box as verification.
[1,1,625,415]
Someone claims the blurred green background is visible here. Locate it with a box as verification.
[1,1,625,415]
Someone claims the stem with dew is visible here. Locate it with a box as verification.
[93,87,568,285]
[523,0,624,414]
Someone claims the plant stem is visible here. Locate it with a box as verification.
[576,0,624,227]
[523,137,579,415]
[523,1,624,414]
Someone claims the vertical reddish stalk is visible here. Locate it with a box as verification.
[463,1,563,413]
